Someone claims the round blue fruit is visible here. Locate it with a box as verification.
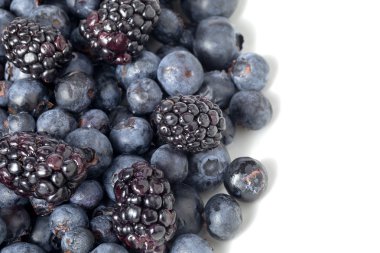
[36,108,77,139]
[61,227,95,253]
[170,234,213,253]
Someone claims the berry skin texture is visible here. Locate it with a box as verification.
[61,227,95,253]
[193,16,240,70]
[109,117,153,155]
[65,128,113,178]
[151,144,188,183]
[196,70,237,109]
[4,62,31,81]
[204,193,242,240]
[7,78,50,116]
[157,45,189,59]
[231,52,270,91]
[0,242,46,253]
[185,145,231,192]
[157,51,204,96]
[126,78,163,115]
[54,72,96,113]
[224,157,268,202]
[66,0,101,19]
[153,8,184,44]
[0,9,15,62]
[1,18,73,83]
[151,95,226,153]
[112,161,177,253]
[0,206,31,243]
[0,132,98,209]
[170,233,213,253]
[90,215,119,244]
[79,0,161,64]
[103,154,146,201]
[79,109,110,134]
[10,0,39,17]
[0,80,12,107]
[49,204,89,239]
[36,108,78,139]
[116,50,161,89]
[91,243,129,253]
[0,217,6,245]
[229,90,273,130]
[172,184,204,236]
[30,216,54,252]
[222,113,236,145]
[70,180,104,209]
[181,0,238,22]
[61,52,94,77]
[0,182,28,208]
[7,112,36,133]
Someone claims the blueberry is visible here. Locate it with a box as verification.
[222,113,235,145]
[126,78,163,115]
[151,144,188,183]
[116,50,160,89]
[93,65,122,112]
[65,128,113,178]
[70,180,104,209]
[158,51,204,96]
[79,109,110,134]
[109,117,153,155]
[0,217,6,245]
[224,157,268,202]
[0,183,28,208]
[1,242,46,253]
[70,27,92,53]
[29,197,56,217]
[36,108,77,139]
[10,0,39,17]
[91,243,129,253]
[0,10,15,62]
[0,109,8,135]
[179,27,195,51]
[172,184,204,236]
[229,90,273,130]
[7,112,36,133]
[103,154,146,201]
[185,145,231,192]
[156,45,189,59]
[66,0,101,19]
[170,234,213,253]
[0,206,31,243]
[109,106,132,128]
[90,215,118,244]
[196,70,236,109]
[4,62,31,81]
[29,5,71,38]
[231,52,270,91]
[193,16,240,70]
[0,0,11,8]
[61,227,95,253]
[60,52,94,77]
[30,216,54,252]
[55,72,96,113]
[153,8,184,44]
[182,0,238,22]
[8,78,50,116]
[0,80,12,107]
[49,204,89,239]
[204,193,242,240]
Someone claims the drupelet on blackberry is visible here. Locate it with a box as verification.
[151,95,226,153]
[0,132,98,214]
[112,161,176,253]
[79,0,161,65]
[1,18,73,83]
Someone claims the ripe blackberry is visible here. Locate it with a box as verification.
[79,0,161,65]
[1,18,73,83]
[112,161,176,253]
[151,95,226,153]
[0,132,98,213]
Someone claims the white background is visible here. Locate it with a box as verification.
[209,0,380,252]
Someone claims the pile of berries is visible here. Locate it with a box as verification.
[0,0,273,252]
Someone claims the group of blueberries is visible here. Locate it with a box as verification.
[0,0,274,252]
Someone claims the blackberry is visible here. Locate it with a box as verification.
[151,95,226,153]
[0,132,98,213]
[79,0,161,65]
[1,18,73,83]
[112,161,177,253]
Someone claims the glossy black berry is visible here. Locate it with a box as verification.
[112,161,177,253]
[151,95,226,153]
[1,18,73,83]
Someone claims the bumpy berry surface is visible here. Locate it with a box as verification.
[1,18,73,83]
[80,0,161,64]
[151,95,226,153]
[112,161,177,253]
[0,132,97,211]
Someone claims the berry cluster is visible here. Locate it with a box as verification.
[0,0,274,252]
